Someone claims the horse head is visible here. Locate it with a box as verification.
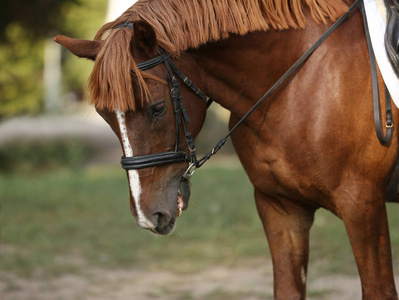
[55,20,207,235]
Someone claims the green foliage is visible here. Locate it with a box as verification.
[0,0,78,42]
[0,0,107,118]
[0,139,95,173]
[0,25,45,117]
[60,0,108,95]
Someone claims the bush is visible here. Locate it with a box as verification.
[0,138,95,173]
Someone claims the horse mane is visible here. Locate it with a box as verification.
[89,0,349,111]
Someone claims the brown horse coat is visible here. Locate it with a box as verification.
[55,0,399,298]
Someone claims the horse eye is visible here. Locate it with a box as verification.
[150,101,166,119]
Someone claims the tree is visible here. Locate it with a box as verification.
[0,0,107,119]
[0,0,79,42]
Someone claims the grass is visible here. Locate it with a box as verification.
[0,138,95,173]
[1,162,399,280]
[0,163,265,277]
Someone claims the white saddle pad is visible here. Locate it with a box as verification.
[364,0,399,107]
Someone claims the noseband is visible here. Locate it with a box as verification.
[118,23,212,178]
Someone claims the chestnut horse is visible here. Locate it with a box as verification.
[55,0,399,298]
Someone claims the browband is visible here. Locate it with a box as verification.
[137,51,171,70]
[116,21,134,30]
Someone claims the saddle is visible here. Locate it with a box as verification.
[384,1,399,201]
[385,0,399,76]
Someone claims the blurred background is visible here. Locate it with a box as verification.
[0,1,399,299]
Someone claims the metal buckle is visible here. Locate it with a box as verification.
[386,121,394,128]
[182,163,197,179]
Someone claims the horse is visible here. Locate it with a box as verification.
[54,0,399,298]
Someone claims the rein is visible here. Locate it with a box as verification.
[119,0,393,178]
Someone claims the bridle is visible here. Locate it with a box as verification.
[118,31,212,178]
[117,0,393,179]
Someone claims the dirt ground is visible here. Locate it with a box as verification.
[2,258,398,300]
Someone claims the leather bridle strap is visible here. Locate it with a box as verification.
[136,51,170,71]
[360,0,393,143]
[119,0,393,177]
[121,151,190,169]
[121,45,206,172]
[168,62,213,108]
[136,48,213,107]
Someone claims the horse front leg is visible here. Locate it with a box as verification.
[334,183,398,300]
[255,188,316,300]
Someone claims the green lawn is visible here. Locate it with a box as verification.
[1,163,399,279]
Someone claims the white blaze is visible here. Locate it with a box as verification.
[115,110,154,229]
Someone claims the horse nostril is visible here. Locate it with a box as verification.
[153,212,171,229]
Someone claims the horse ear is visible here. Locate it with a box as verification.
[132,20,158,56]
[53,35,104,61]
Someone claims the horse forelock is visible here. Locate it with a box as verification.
[88,0,349,111]
[88,27,145,111]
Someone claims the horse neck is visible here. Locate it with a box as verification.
[190,20,338,123]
